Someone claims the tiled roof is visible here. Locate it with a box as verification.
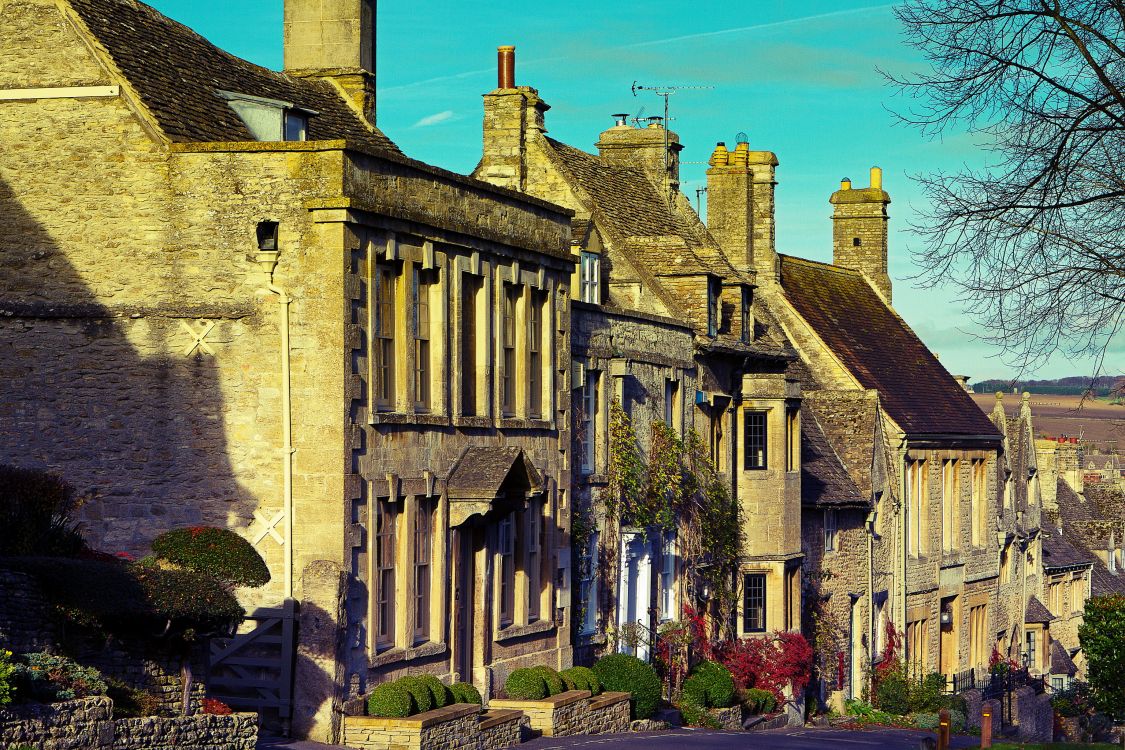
[1042,530,1094,570]
[1087,482,1125,519]
[800,405,867,507]
[803,390,882,499]
[446,446,542,500]
[1050,639,1078,677]
[543,138,735,278]
[1025,596,1056,623]
[778,256,1001,438]
[67,0,401,154]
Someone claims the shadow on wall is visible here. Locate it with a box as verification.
[0,174,257,556]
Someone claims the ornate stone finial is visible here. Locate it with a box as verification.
[1022,391,1031,402]
[995,391,1004,402]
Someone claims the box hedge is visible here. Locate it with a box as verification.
[449,681,482,705]
[504,668,549,700]
[682,660,735,709]
[397,676,434,713]
[532,665,565,696]
[593,653,660,719]
[151,527,270,589]
[367,682,413,718]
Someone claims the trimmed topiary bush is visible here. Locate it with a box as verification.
[418,674,451,708]
[559,667,588,693]
[505,668,549,700]
[743,687,776,714]
[397,676,434,714]
[368,682,413,718]
[593,653,661,719]
[571,666,601,695]
[449,682,482,705]
[683,660,735,708]
[132,565,244,635]
[151,527,270,589]
[533,665,565,696]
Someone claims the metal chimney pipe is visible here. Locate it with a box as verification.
[498,45,515,89]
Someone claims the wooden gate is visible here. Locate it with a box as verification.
[207,599,297,733]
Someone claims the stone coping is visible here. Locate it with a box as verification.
[489,690,591,711]
[348,702,480,729]
[588,691,630,710]
[479,708,522,731]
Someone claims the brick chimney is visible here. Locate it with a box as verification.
[705,135,779,281]
[596,117,682,193]
[831,166,892,302]
[479,46,550,192]
[283,0,376,123]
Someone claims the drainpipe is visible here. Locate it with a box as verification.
[256,223,295,599]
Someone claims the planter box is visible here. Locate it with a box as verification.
[343,703,481,750]
[489,690,590,738]
[586,692,630,734]
[708,705,741,730]
[479,708,522,750]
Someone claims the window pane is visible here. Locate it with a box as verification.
[744,411,767,470]
[461,276,478,415]
[743,573,766,632]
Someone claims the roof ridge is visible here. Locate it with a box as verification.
[779,253,863,276]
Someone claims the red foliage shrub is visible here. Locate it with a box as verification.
[714,631,814,704]
[202,697,232,715]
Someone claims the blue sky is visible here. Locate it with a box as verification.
[150,0,1121,382]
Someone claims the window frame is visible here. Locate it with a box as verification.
[580,371,600,474]
[498,513,516,628]
[460,274,481,416]
[742,572,767,633]
[412,267,433,412]
[528,290,545,419]
[373,263,397,411]
[577,531,599,635]
[707,277,720,337]
[373,497,400,650]
[785,405,799,473]
[526,500,543,623]
[412,497,433,643]
[740,287,753,343]
[579,251,600,304]
[501,284,519,417]
[824,509,837,552]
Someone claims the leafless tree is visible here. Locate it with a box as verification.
[890,0,1124,374]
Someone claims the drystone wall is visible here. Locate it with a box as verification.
[0,570,55,653]
[113,713,257,750]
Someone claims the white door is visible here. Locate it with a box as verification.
[618,532,653,661]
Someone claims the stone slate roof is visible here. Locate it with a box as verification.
[803,390,883,499]
[67,0,401,154]
[1051,478,1125,595]
[1025,596,1056,623]
[778,255,1001,438]
[800,406,867,508]
[542,138,735,278]
[1087,482,1125,519]
[445,446,542,500]
[1042,530,1094,571]
[1050,639,1078,677]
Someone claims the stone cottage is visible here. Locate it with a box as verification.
[0,0,577,740]
[473,51,805,662]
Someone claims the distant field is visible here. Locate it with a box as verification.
[970,393,1124,449]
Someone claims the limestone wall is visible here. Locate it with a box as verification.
[585,692,630,734]
[113,713,257,750]
[0,697,114,750]
[488,690,590,738]
[343,704,480,750]
[0,570,55,653]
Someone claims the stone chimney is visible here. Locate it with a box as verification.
[705,135,779,281]
[283,0,376,123]
[831,166,892,302]
[596,117,682,193]
[479,46,550,192]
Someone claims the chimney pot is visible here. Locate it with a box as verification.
[612,113,630,127]
[498,45,516,89]
[841,177,852,190]
[870,165,882,190]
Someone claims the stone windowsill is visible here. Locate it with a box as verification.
[479,708,523,730]
[490,689,591,711]
[348,702,480,729]
[494,619,556,643]
[498,418,553,430]
[369,412,450,427]
[453,416,493,429]
[368,641,447,668]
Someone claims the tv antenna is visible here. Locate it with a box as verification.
[632,81,714,198]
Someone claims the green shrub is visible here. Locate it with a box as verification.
[908,672,947,713]
[151,527,270,589]
[448,682,482,705]
[1053,681,1093,717]
[593,653,661,720]
[948,709,965,733]
[0,466,84,558]
[575,666,601,695]
[913,712,939,730]
[0,650,14,707]
[1081,594,1125,718]
[14,652,107,702]
[417,674,450,708]
[678,698,719,728]
[682,661,735,709]
[873,671,909,715]
[559,667,589,693]
[532,666,564,696]
[368,682,413,718]
[743,687,776,714]
[504,668,548,700]
[105,678,160,719]
[397,676,433,714]
[133,566,244,637]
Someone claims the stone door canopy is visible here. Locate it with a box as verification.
[446,446,544,526]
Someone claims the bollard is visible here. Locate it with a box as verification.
[981,708,992,749]
[938,708,950,750]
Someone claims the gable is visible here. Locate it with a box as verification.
[0,0,111,90]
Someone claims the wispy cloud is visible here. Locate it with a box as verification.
[412,110,456,128]
[381,3,896,94]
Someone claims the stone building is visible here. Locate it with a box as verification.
[473,52,805,660]
[0,0,577,741]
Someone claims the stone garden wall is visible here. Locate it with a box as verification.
[343,704,481,750]
[0,570,55,653]
[489,689,590,738]
[585,692,630,734]
[478,709,522,750]
[0,696,257,750]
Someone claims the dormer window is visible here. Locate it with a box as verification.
[217,89,317,142]
[284,110,308,141]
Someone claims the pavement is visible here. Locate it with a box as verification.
[258,726,983,750]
